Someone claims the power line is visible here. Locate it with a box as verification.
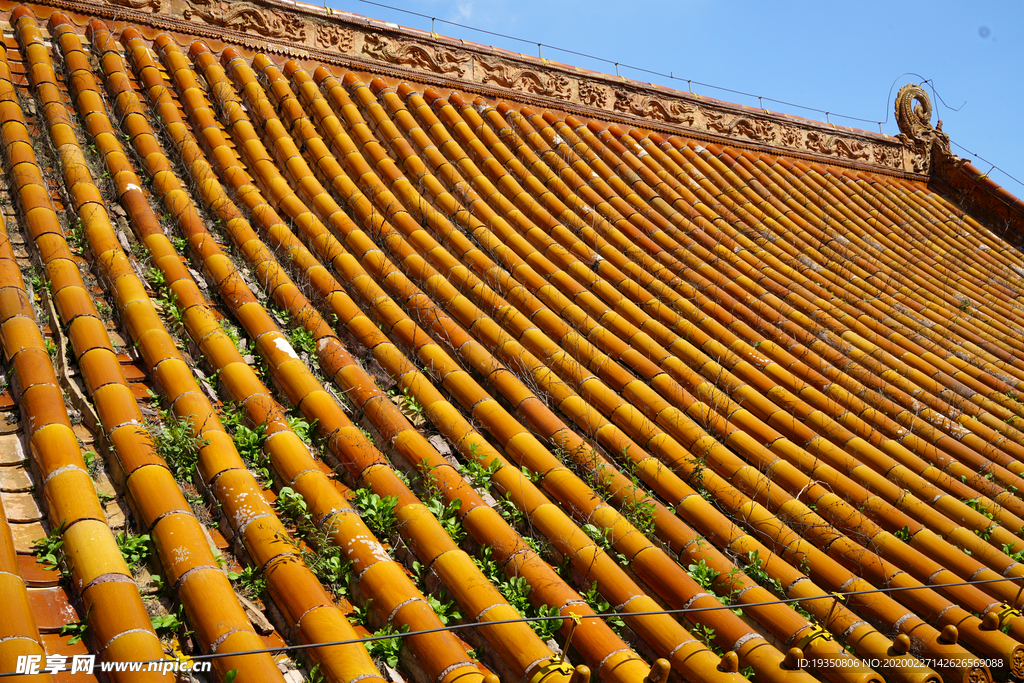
[354,0,885,127]
[351,1,1024,196]
[951,140,1024,194]
[3,572,1021,676]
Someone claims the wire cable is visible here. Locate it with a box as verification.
[951,140,1024,193]
[342,1,1024,197]
[2,572,1020,676]
[353,0,886,127]
[350,0,1024,192]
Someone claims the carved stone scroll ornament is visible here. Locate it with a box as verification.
[779,124,802,148]
[107,0,162,12]
[183,0,306,41]
[894,83,952,174]
[872,143,903,169]
[315,23,354,51]
[804,131,870,161]
[96,0,924,173]
[579,81,610,109]
[895,83,934,139]
[613,90,697,125]
[361,33,470,77]
[477,58,571,99]
[704,108,777,143]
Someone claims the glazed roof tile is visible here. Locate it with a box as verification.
[0,1,1023,682]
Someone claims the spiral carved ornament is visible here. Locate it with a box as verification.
[895,83,933,139]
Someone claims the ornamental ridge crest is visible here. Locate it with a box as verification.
[84,0,912,172]
[894,83,952,174]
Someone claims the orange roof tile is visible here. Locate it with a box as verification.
[0,1,1023,682]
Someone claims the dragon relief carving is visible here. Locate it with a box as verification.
[895,83,934,140]
[361,33,470,77]
[183,0,306,41]
[477,58,571,99]
[579,81,610,108]
[613,91,697,125]
[315,23,354,51]
[106,0,162,12]
[804,131,871,161]
[703,109,776,143]
[894,83,952,174]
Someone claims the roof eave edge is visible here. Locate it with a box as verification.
[932,150,1024,242]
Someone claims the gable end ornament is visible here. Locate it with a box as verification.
[894,83,956,174]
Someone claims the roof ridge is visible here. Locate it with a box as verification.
[50,0,920,174]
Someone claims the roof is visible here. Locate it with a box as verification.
[1,1,1024,682]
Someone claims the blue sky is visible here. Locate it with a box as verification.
[331,0,1024,195]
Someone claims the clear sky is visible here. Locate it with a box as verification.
[329,0,1024,195]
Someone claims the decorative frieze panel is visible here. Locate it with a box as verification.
[578,81,609,108]
[703,109,777,144]
[314,23,353,51]
[90,0,911,173]
[613,90,697,126]
[182,0,305,41]
[780,125,802,148]
[107,0,162,11]
[804,131,870,161]
[477,58,571,99]
[362,33,470,77]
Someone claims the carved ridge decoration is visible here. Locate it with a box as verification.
[872,143,903,169]
[703,108,777,144]
[895,83,934,140]
[579,81,609,109]
[477,57,571,100]
[183,0,306,41]
[779,125,802,148]
[935,148,1017,233]
[613,90,697,126]
[607,85,903,169]
[804,131,870,161]
[106,0,161,12]
[894,83,951,175]
[361,33,470,78]
[920,85,1019,240]
[74,0,911,172]
[315,23,353,52]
